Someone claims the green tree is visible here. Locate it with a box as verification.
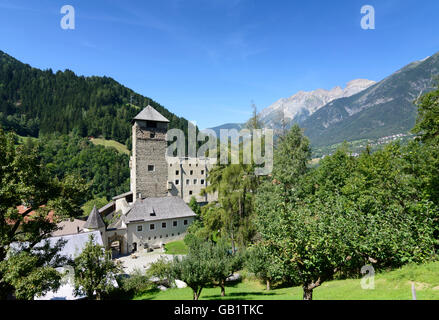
[0,129,88,299]
[170,238,215,300]
[210,239,245,297]
[73,234,121,300]
[412,81,439,143]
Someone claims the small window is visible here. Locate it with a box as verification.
[196,164,198,167]
[166,234,168,238]
[162,222,167,229]
[184,220,188,225]
[172,233,174,236]
[173,221,177,227]
[150,224,155,230]
[190,170,193,175]
[189,163,192,167]
[175,179,179,185]
[193,179,197,185]
[154,236,157,240]
[201,170,204,175]
[186,179,190,185]
[201,179,205,185]
[148,237,151,241]
[137,225,143,232]
[160,235,162,239]
[148,165,155,172]
[150,133,156,138]
[176,170,179,175]
[189,191,193,195]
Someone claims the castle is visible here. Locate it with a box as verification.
[69,105,217,256]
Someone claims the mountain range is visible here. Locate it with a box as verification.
[209,52,439,147]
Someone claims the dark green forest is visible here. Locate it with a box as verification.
[19,133,130,202]
[0,50,189,146]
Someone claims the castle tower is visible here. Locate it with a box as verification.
[130,105,170,199]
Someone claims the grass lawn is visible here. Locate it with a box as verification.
[90,138,130,155]
[164,240,189,255]
[134,261,439,300]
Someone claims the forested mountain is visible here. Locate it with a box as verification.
[0,50,189,146]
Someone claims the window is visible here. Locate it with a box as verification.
[201,179,205,185]
[150,133,156,138]
[150,224,155,230]
[201,170,204,175]
[189,191,193,195]
[154,236,157,240]
[175,179,179,185]
[190,170,193,175]
[137,225,143,232]
[162,222,167,229]
[160,235,162,239]
[176,170,179,175]
[166,234,168,238]
[148,237,151,241]
[173,221,177,227]
[186,179,190,185]
[193,179,197,185]
[172,233,174,236]
[148,165,155,172]
[184,220,188,225]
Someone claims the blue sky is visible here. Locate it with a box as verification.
[0,0,439,129]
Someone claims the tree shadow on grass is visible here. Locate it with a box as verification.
[202,291,277,300]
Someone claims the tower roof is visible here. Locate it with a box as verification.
[133,105,170,123]
[84,205,106,229]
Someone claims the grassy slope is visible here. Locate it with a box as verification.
[90,138,130,155]
[164,241,189,255]
[135,261,439,300]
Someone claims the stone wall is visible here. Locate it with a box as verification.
[131,121,168,199]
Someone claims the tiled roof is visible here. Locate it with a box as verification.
[133,105,170,123]
[84,205,105,229]
[125,196,196,223]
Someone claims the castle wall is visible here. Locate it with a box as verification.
[167,158,218,203]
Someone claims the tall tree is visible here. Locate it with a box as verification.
[73,234,121,300]
[0,128,88,299]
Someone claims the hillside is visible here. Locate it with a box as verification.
[134,261,439,300]
[0,50,189,146]
[302,52,439,147]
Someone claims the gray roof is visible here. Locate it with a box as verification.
[99,201,115,213]
[112,191,133,201]
[133,105,170,123]
[84,205,105,229]
[10,231,103,261]
[125,196,196,223]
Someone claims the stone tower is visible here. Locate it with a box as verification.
[130,105,170,199]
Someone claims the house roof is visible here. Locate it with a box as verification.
[112,191,133,201]
[52,219,86,237]
[84,205,105,229]
[133,105,170,123]
[125,196,196,223]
